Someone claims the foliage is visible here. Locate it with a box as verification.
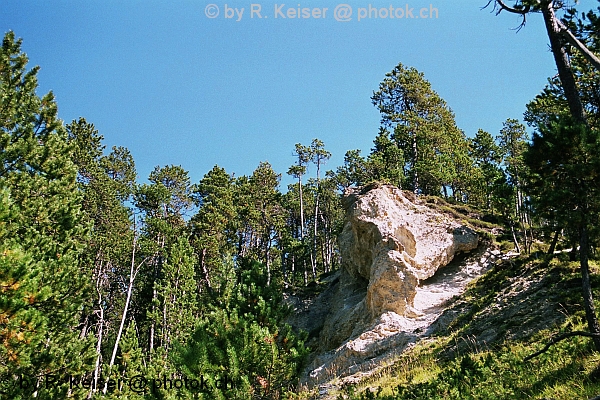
[175,259,308,399]
[0,31,95,398]
[371,62,470,196]
[5,15,600,399]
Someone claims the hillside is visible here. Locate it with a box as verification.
[294,251,600,399]
[314,253,600,399]
[285,186,600,400]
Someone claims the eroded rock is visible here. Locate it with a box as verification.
[303,184,481,387]
[338,184,478,321]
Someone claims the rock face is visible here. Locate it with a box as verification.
[302,184,480,387]
[339,184,478,322]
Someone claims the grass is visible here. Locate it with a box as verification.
[297,255,600,400]
[420,195,504,243]
[334,327,600,399]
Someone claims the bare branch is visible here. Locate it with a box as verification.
[496,0,531,15]
[483,1,532,31]
[482,0,498,12]
[524,331,600,362]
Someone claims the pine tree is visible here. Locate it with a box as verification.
[66,118,137,395]
[498,118,531,253]
[308,139,331,281]
[371,62,468,195]
[525,116,600,350]
[190,165,237,292]
[469,129,504,211]
[334,149,370,189]
[175,259,307,399]
[135,165,195,357]
[367,127,405,188]
[0,31,94,398]
[235,162,284,285]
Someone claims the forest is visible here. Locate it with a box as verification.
[1,0,600,399]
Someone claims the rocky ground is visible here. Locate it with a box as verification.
[283,185,507,396]
[284,185,582,399]
[296,248,583,399]
[301,246,511,398]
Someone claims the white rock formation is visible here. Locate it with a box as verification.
[303,184,481,387]
[339,184,478,319]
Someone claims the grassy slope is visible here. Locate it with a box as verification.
[291,195,600,399]
[322,254,600,399]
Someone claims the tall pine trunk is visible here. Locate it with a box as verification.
[541,2,587,125]
[579,219,600,351]
[311,160,321,280]
[412,131,419,194]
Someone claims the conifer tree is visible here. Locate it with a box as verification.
[498,119,531,252]
[525,116,600,350]
[135,165,194,356]
[66,118,138,395]
[469,129,504,211]
[367,127,405,188]
[235,162,284,285]
[371,62,468,195]
[308,139,331,280]
[190,165,237,291]
[175,259,307,399]
[0,31,94,398]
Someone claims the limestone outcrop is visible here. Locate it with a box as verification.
[300,184,481,387]
[339,184,478,321]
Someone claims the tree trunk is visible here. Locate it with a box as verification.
[540,2,588,125]
[280,232,287,288]
[298,176,305,240]
[548,227,560,254]
[312,161,321,280]
[579,221,600,351]
[200,247,212,289]
[412,131,419,194]
[511,222,521,253]
[104,235,139,394]
[90,272,104,398]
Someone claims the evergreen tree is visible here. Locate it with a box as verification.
[497,118,531,253]
[175,259,307,399]
[235,162,284,285]
[0,31,94,398]
[280,186,309,286]
[308,139,331,280]
[66,118,137,395]
[525,116,600,350]
[135,165,195,356]
[367,127,405,188]
[334,149,369,189]
[190,165,237,292]
[371,62,468,195]
[487,0,599,125]
[469,129,504,211]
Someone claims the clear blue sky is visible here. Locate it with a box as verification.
[2,1,595,187]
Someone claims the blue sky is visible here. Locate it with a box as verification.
[1,0,595,187]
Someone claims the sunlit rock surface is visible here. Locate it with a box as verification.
[302,184,481,387]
